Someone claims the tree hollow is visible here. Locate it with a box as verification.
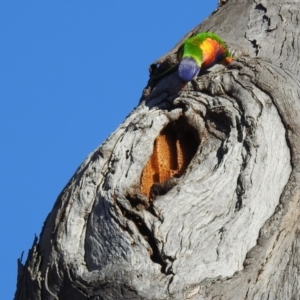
[140,117,199,197]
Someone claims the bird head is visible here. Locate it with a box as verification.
[178,57,200,83]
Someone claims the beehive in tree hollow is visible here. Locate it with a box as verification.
[140,117,199,197]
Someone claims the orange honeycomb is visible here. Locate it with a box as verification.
[140,118,198,197]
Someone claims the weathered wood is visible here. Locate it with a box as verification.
[15,0,300,299]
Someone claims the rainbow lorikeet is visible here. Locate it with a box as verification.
[177,32,233,83]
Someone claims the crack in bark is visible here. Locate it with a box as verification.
[115,199,169,274]
[251,39,259,56]
[279,33,287,60]
[246,2,271,57]
[255,3,267,14]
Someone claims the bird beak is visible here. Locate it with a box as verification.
[180,82,187,89]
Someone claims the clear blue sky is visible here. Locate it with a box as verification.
[0,2,217,298]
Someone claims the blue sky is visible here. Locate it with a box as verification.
[0,2,217,298]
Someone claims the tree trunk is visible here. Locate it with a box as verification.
[15,0,300,299]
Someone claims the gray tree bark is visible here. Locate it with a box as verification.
[15,0,300,299]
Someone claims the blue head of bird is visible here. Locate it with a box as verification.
[178,57,200,84]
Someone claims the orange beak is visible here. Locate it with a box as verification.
[180,82,187,89]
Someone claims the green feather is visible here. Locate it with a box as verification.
[177,32,231,66]
[152,32,231,82]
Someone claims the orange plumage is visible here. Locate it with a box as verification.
[177,32,232,83]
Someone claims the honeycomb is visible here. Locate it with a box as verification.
[140,118,199,197]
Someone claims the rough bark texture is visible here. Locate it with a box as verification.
[15,0,300,299]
